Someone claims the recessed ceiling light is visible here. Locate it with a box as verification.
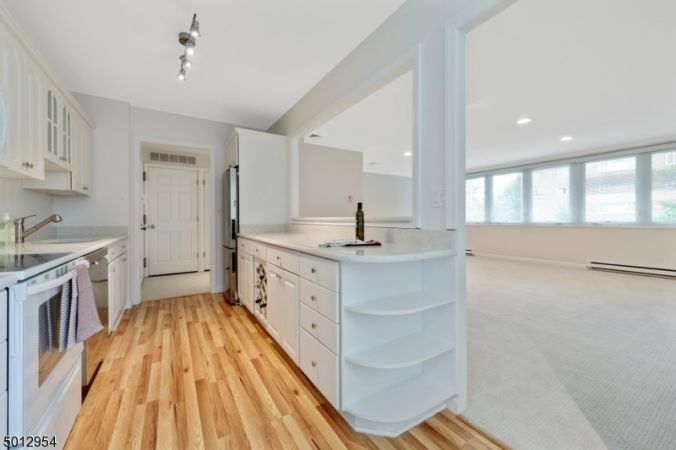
[560,136,573,142]
[403,152,412,157]
[516,117,532,125]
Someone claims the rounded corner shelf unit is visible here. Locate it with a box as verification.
[345,332,454,369]
[344,375,455,424]
[344,291,453,316]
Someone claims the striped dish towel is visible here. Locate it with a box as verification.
[58,275,78,352]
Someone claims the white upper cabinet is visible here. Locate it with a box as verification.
[0,7,94,191]
[0,19,42,179]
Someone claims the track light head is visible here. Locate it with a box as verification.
[180,54,192,69]
[177,68,186,81]
[190,14,200,38]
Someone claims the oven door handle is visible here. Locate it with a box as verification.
[25,261,89,296]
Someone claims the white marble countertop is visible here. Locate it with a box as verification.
[238,232,456,263]
[0,236,127,280]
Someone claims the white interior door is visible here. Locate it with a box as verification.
[146,166,199,276]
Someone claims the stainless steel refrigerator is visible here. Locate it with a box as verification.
[223,165,239,304]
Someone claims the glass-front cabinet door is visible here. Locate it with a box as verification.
[46,89,58,159]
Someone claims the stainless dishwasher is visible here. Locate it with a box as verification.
[82,247,108,389]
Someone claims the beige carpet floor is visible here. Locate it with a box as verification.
[464,256,676,450]
[141,271,210,301]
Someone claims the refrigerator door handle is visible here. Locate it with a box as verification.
[231,219,237,239]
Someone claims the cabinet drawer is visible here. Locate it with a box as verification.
[0,341,5,392]
[300,255,339,292]
[300,329,339,409]
[300,279,339,323]
[0,290,6,343]
[237,239,252,254]
[251,242,267,260]
[267,246,299,274]
[300,304,338,354]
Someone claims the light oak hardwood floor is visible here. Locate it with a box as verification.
[66,293,505,449]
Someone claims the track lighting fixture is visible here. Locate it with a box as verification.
[176,13,201,81]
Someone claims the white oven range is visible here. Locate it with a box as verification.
[8,256,87,449]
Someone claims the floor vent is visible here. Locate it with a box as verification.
[149,151,197,166]
[587,261,676,279]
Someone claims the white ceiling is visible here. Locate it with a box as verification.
[1,0,405,129]
[466,0,676,171]
[307,70,413,177]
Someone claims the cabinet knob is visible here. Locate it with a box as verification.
[276,256,280,260]
[311,361,317,367]
[311,268,317,274]
[83,186,89,190]
[310,295,316,301]
[311,323,317,329]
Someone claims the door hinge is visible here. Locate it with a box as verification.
[203,179,206,185]
[203,251,206,257]
[143,213,146,225]
[196,215,199,222]
[196,179,199,185]
[143,170,146,182]
[143,257,147,268]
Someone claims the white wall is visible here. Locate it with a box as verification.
[53,94,131,227]
[299,142,362,217]
[363,173,412,218]
[467,225,676,269]
[0,178,53,238]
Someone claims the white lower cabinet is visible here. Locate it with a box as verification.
[237,252,253,312]
[299,329,339,409]
[107,241,128,332]
[238,235,462,438]
[267,264,299,363]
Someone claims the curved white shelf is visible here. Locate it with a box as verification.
[344,291,452,316]
[345,375,455,423]
[345,333,453,369]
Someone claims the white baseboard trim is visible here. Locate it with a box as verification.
[470,252,586,269]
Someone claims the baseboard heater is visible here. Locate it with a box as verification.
[587,261,676,279]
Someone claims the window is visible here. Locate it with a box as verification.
[492,173,522,222]
[585,156,636,222]
[652,152,676,223]
[666,152,676,166]
[466,177,485,222]
[532,166,570,222]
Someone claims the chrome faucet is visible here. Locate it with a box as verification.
[14,214,63,244]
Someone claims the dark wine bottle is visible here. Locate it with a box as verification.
[355,202,365,241]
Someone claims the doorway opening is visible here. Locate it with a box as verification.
[139,143,211,301]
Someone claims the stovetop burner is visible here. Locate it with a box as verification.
[0,253,70,273]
